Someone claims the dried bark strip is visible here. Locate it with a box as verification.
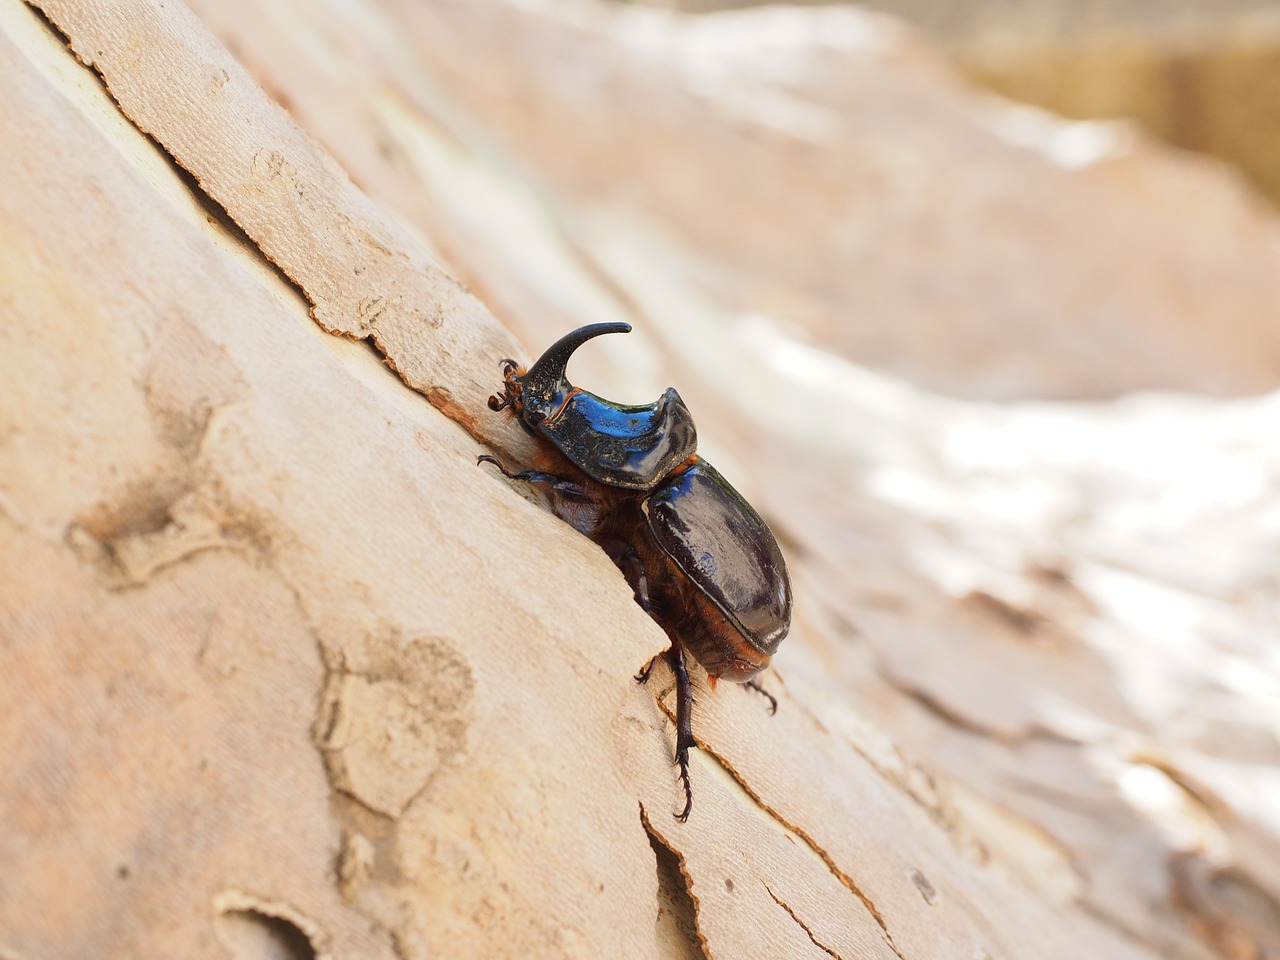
[24,0,523,438]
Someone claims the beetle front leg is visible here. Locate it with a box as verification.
[667,644,696,822]
[476,455,591,502]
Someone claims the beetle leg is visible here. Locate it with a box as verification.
[744,678,778,715]
[634,655,659,683]
[487,360,525,410]
[666,644,696,822]
[476,455,592,503]
[608,542,658,615]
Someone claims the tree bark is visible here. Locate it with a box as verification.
[3,1,1279,959]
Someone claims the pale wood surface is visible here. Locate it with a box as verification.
[3,1,1279,959]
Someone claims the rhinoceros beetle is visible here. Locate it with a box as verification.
[478,322,792,820]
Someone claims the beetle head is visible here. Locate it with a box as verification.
[515,322,632,424]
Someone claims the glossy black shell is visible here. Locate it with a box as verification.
[536,387,697,491]
[645,462,792,656]
[513,322,697,490]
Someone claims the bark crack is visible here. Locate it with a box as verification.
[21,0,320,325]
[639,803,716,960]
[762,881,842,960]
[697,743,907,960]
[650,685,902,956]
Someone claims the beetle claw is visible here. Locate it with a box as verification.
[635,656,659,684]
[674,756,693,823]
[476,454,514,478]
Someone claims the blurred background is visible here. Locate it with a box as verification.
[619,0,1280,212]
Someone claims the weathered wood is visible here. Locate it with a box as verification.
[3,1,1279,959]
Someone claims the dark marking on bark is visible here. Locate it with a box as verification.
[762,881,842,960]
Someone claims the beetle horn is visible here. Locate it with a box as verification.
[520,322,632,400]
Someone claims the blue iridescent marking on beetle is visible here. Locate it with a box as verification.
[538,387,697,491]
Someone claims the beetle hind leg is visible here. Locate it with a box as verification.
[635,639,697,819]
[745,678,778,715]
[667,644,696,822]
